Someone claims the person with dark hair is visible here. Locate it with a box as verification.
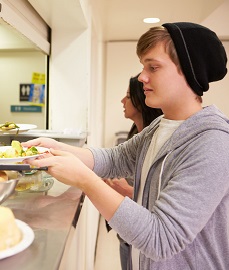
[23,22,229,270]
[106,74,162,197]
[104,73,162,270]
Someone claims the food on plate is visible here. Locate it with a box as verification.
[0,171,8,182]
[0,122,19,131]
[24,146,39,156]
[0,140,40,158]
[11,140,23,155]
[0,206,22,251]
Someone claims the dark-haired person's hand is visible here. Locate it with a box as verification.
[104,178,133,198]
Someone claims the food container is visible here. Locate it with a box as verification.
[15,170,43,192]
[0,165,48,192]
[0,173,20,204]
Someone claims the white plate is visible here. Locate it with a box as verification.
[0,124,37,134]
[0,219,34,259]
[0,146,49,164]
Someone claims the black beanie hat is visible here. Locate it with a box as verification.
[162,22,227,96]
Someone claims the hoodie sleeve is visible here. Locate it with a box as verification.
[89,127,147,179]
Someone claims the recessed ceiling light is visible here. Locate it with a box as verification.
[143,18,160,24]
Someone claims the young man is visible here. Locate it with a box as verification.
[24,22,228,269]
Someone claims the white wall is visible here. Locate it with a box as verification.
[201,1,229,115]
[203,42,229,116]
[201,0,229,39]
[104,41,142,147]
[0,50,46,128]
[49,28,90,133]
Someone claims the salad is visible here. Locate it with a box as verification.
[0,140,39,158]
[0,122,19,131]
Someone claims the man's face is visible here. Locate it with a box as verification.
[138,42,192,119]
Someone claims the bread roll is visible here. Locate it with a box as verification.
[0,206,22,251]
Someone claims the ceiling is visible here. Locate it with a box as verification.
[0,0,227,50]
[28,0,227,41]
[91,0,226,41]
[28,0,229,41]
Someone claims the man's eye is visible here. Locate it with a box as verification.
[150,66,156,71]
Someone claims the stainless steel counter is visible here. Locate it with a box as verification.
[0,173,83,270]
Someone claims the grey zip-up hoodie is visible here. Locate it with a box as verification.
[90,105,229,270]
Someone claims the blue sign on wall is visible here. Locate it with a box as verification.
[11,105,42,113]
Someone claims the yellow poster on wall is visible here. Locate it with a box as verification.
[31,72,45,84]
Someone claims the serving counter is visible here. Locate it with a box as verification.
[0,173,84,270]
[0,129,87,147]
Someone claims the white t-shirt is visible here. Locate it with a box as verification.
[132,117,184,270]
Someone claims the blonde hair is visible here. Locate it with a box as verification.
[137,26,181,72]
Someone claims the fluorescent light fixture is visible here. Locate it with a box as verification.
[143,18,160,24]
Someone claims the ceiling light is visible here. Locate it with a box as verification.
[143,18,160,24]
